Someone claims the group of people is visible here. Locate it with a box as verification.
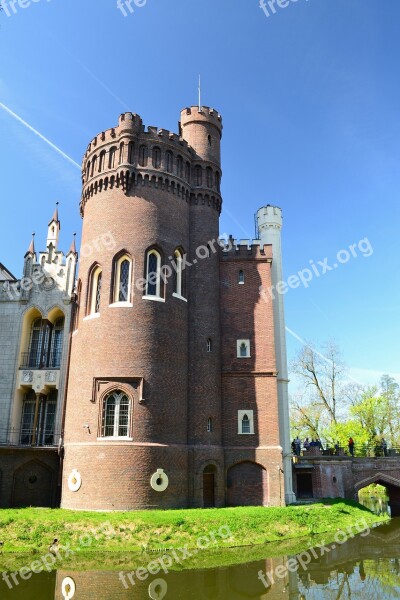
[291,436,323,456]
[292,436,390,458]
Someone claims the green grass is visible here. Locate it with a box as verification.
[0,500,389,571]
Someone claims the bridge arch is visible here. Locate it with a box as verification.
[355,473,400,517]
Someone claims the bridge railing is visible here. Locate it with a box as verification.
[298,445,400,459]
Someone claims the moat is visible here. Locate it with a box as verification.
[1,504,399,599]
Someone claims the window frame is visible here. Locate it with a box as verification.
[143,249,163,301]
[100,390,132,440]
[87,265,102,316]
[237,339,251,358]
[112,254,132,305]
[238,410,254,435]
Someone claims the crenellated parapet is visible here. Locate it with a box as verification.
[219,238,273,261]
[80,110,223,217]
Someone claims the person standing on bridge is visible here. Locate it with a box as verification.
[348,437,355,456]
[382,438,388,457]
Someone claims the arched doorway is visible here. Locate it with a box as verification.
[11,460,55,508]
[227,462,268,506]
[203,465,216,508]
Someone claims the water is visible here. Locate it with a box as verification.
[2,517,400,599]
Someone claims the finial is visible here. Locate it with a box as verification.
[26,233,35,256]
[49,202,60,226]
[68,232,77,255]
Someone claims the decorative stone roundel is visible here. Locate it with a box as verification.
[150,469,169,492]
[68,469,82,492]
[61,577,76,599]
[148,578,168,600]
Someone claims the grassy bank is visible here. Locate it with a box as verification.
[0,500,388,563]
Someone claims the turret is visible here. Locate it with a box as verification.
[256,205,296,504]
[180,106,222,167]
[47,203,60,250]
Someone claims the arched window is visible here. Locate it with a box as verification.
[119,142,125,164]
[241,414,250,434]
[139,145,148,167]
[215,171,220,192]
[27,316,64,369]
[108,147,117,169]
[91,155,98,177]
[176,155,183,178]
[240,342,248,357]
[145,250,161,297]
[28,318,43,368]
[88,266,102,315]
[128,141,135,164]
[194,165,203,187]
[99,150,106,172]
[166,151,173,173]
[49,317,64,368]
[208,135,212,147]
[207,417,213,433]
[174,248,184,298]
[152,147,161,169]
[185,161,191,183]
[86,160,91,178]
[206,167,213,188]
[238,270,245,284]
[113,255,132,303]
[207,338,212,353]
[102,390,130,438]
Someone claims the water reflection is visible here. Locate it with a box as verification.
[2,519,400,599]
[359,494,391,517]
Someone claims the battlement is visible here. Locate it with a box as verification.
[256,205,283,233]
[219,238,273,260]
[83,113,195,165]
[180,106,223,133]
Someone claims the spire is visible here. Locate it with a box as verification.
[48,201,60,227]
[67,233,77,255]
[25,233,36,257]
[47,202,61,250]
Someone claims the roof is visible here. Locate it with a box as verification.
[0,263,17,282]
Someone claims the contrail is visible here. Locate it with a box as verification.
[0,101,81,170]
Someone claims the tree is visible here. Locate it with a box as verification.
[290,341,347,430]
[380,375,400,446]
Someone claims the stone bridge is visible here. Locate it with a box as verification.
[294,454,400,515]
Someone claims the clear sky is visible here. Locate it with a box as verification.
[0,0,399,387]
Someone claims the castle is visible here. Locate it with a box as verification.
[0,105,295,509]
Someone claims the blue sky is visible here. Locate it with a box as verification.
[0,0,399,387]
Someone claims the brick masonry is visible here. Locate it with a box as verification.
[58,106,284,510]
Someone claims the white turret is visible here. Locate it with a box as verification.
[47,203,60,251]
[256,205,296,504]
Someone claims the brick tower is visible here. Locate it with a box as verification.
[61,107,224,509]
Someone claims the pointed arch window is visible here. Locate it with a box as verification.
[238,270,245,284]
[194,165,203,187]
[238,410,254,435]
[86,160,91,179]
[128,141,135,164]
[91,155,98,177]
[108,147,117,169]
[152,147,161,169]
[242,414,250,434]
[119,142,125,164]
[113,255,132,303]
[145,249,162,298]
[207,338,212,353]
[102,390,131,438]
[166,151,173,173]
[206,167,213,188]
[176,155,183,178]
[237,339,250,358]
[88,266,102,315]
[99,151,106,172]
[173,248,185,299]
[207,417,213,433]
[139,145,148,167]
[49,317,64,368]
